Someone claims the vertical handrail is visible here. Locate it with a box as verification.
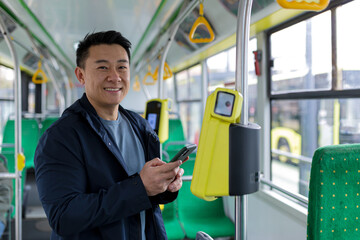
[42,63,66,114]
[158,0,199,98]
[50,54,72,109]
[59,66,74,107]
[234,0,254,240]
[235,0,253,126]
[25,29,66,114]
[158,25,179,99]
[0,14,22,240]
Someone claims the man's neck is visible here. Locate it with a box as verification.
[88,100,119,120]
[96,108,118,121]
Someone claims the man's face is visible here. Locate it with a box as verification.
[75,44,130,112]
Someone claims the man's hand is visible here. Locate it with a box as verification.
[167,167,184,192]
[140,158,182,196]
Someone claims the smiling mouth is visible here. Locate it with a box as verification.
[104,88,122,92]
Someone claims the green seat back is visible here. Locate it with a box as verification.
[1,119,39,170]
[162,201,186,240]
[40,117,59,136]
[177,159,235,239]
[162,118,187,239]
[162,119,186,162]
[1,119,40,217]
[307,144,360,239]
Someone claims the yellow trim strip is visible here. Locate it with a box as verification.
[0,55,36,76]
[172,8,304,73]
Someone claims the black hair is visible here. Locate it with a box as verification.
[76,30,132,68]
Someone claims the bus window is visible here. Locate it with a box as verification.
[0,66,14,99]
[337,0,360,90]
[179,102,202,144]
[207,38,258,123]
[175,64,202,102]
[175,64,202,144]
[0,66,15,141]
[269,1,360,199]
[270,11,332,93]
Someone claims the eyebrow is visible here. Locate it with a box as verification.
[94,59,129,64]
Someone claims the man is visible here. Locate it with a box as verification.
[35,31,184,240]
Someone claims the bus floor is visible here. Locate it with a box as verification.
[5,170,235,240]
[7,168,51,240]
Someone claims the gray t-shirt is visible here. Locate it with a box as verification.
[100,111,146,239]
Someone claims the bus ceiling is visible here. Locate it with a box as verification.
[0,0,302,75]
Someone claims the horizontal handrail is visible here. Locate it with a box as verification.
[0,173,17,179]
[181,175,308,206]
[271,149,313,164]
[260,178,308,205]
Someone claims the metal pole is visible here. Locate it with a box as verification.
[0,15,22,240]
[234,0,253,240]
[135,0,198,75]
[25,30,66,114]
[158,25,179,99]
[42,63,66,114]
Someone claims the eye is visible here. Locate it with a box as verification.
[97,66,108,70]
[118,66,127,70]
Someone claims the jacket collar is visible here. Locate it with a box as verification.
[69,93,150,174]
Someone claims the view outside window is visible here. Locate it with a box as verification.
[336,1,360,90]
[207,38,258,122]
[175,65,202,102]
[270,12,332,93]
[0,66,14,142]
[175,64,202,144]
[179,102,202,145]
[0,65,14,99]
[269,2,360,198]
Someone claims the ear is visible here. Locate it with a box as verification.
[75,67,85,85]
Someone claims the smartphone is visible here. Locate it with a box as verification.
[170,144,197,163]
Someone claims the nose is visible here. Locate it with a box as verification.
[107,68,121,82]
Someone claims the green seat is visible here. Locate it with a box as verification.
[162,119,187,162]
[40,117,59,136]
[178,159,235,239]
[162,201,186,240]
[162,118,187,239]
[1,118,40,217]
[307,144,360,239]
[1,119,39,170]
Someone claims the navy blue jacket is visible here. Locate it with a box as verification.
[35,94,177,239]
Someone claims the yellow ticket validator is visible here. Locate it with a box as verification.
[144,98,169,143]
[191,88,243,201]
[277,0,330,11]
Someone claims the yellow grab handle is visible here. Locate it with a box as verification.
[17,153,25,171]
[133,75,141,91]
[143,72,157,86]
[153,62,173,81]
[188,2,215,43]
[143,64,157,86]
[276,0,329,11]
[32,60,48,84]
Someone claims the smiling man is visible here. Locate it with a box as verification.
[34,31,184,240]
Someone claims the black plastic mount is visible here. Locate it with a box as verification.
[229,122,261,196]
